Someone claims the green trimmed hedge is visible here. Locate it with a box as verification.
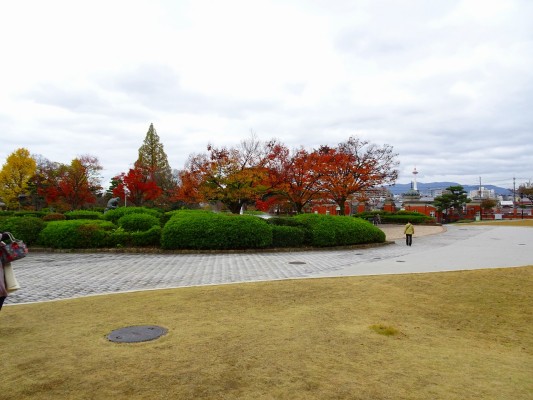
[161,211,273,250]
[131,226,162,247]
[38,220,116,249]
[292,214,385,247]
[266,217,307,227]
[356,211,434,224]
[118,213,161,232]
[43,213,66,222]
[271,225,305,247]
[65,210,103,220]
[102,207,162,225]
[0,216,45,245]
[0,209,387,250]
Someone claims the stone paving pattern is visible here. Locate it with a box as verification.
[5,224,532,305]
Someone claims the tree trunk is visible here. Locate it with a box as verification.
[226,200,244,214]
[336,199,347,216]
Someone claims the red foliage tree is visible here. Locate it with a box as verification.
[112,166,163,207]
[262,144,325,214]
[38,155,102,210]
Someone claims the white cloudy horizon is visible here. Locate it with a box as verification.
[1,0,531,191]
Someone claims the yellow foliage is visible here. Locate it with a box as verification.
[0,147,37,209]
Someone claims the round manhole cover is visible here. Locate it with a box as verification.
[289,261,306,265]
[107,325,167,343]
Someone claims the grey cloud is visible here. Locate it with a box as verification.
[23,83,152,121]
[26,85,106,112]
[100,64,280,119]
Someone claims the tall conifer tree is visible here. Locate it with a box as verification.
[136,123,173,190]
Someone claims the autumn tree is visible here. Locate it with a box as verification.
[518,181,533,201]
[112,166,162,207]
[318,137,399,215]
[26,155,62,210]
[181,135,272,213]
[38,155,103,210]
[261,144,325,214]
[480,198,497,211]
[171,168,204,206]
[0,148,37,209]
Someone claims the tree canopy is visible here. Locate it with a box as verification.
[0,128,401,213]
[433,185,470,218]
[518,181,533,201]
[174,135,399,214]
[0,148,37,209]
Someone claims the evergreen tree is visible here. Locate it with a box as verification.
[136,123,174,190]
[433,185,470,219]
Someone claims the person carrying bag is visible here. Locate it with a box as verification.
[0,232,27,311]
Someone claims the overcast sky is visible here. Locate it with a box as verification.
[1,0,531,190]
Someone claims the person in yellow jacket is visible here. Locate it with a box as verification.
[404,221,414,246]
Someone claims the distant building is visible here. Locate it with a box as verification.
[401,168,437,219]
[468,186,496,200]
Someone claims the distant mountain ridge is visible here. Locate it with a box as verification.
[387,182,511,196]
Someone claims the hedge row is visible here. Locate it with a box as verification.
[0,210,386,250]
[161,212,272,250]
[356,211,435,224]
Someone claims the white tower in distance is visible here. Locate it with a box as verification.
[412,167,419,192]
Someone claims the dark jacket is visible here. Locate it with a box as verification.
[0,261,7,297]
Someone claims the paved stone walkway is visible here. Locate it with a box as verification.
[5,224,532,305]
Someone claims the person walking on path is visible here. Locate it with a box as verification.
[404,221,414,246]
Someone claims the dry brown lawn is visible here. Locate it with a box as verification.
[473,219,533,227]
[1,267,532,400]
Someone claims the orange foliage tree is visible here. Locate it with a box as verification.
[261,144,325,214]
[173,135,399,216]
[318,137,399,215]
[176,135,273,214]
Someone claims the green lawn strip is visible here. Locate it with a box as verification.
[1,267,532,400]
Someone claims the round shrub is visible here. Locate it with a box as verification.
[103,207,162,225]
[38,220,116,249]
[292,214,336,246]
[107,227,132,248]
[0,216,46,245]
[65,210,103,220]
[162,211,272,250]
[118,213,161,232]
[131,226,162,247]
[293,214,385,247]
[271,225,305,248]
